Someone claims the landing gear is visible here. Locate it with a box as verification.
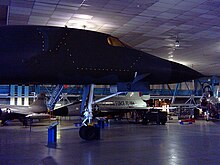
[79,84,124,140]
[80,84,99,140]
[205,110,209,121]
[79,126,100,140]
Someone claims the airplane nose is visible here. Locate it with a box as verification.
[136,52,203,84]
[170,62,203,83]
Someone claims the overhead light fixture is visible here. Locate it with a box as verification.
[73,14,93,20]
[175,40,180,47]
[168,51,173,55]
[82,25,86,29]
[67,20,96,30]
[168,54,174,61]
[168,58,174,61]
[168,55,173,58]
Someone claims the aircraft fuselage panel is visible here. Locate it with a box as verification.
[0,25,203,85]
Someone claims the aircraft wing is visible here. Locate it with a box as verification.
[25,113,50,119]
[97,105,177,113]
[0,105,31,115]
[53,101,82,116]
[0,105,48,118]
[0,104,28,109]
[145,107,177,110]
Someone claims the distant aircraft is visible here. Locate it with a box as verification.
[52,92,149,116]
[95,92,149,112]
[93,92,173,123]
[0,93,49,125]
[53,92,175,127]
[53,92,175,124]
[0,25,203,139]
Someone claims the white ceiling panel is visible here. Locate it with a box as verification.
[32,9,54,15]
[156,12,179,19]
[147,4,170,12]
[191,8,209,14]
[35,0,60,4]
[158,0,182,5]
[0,0,10,5]
[173,1,198,10]
[29,15,49,22]
[10,6,32,15]
[33,5,55,11]
[56,5,78,11]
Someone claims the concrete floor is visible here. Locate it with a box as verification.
[0,119,220,165]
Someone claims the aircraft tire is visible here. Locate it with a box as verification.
[160,121,166,125]
[79,126,98,140]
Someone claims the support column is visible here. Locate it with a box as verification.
[87,84,94,124]
[211,76,219,98]
[171,83,179,104]
[24,86,29,106]
[10,85,15,105]
[17,86,22,105]
[35,85,41,95]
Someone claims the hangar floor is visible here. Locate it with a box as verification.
[0,119,220,165]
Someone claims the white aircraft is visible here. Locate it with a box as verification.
[52,92,149,116]
[0,93,50,125]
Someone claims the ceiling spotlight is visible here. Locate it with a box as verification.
[168,54,173,58]
[175,40,180,47]
[168,58,174,61]
[168,51,173,55]
[168,54,174,61]
[73,14,93,20]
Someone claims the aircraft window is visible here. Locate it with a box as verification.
[107,36,125,47]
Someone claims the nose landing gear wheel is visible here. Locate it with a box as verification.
[79,126,100,140]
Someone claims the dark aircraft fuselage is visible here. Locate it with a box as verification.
[0,25,202,85]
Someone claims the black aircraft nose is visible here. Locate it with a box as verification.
[170,62,203,83]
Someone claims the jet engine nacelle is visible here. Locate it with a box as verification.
[53,101,82,116]
[66,103,82,116]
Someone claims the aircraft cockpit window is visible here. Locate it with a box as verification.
[107,36,125,47]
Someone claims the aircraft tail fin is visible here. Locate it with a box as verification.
[126,92,150,101]
[29,93,48,113]
[126,92,142,98]
[30,93,46,107]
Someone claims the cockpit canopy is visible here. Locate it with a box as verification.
[107,36,131,48]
